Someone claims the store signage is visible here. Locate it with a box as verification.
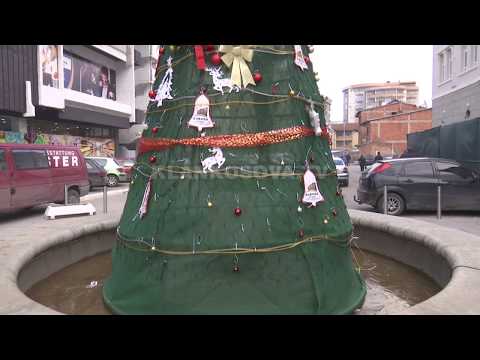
[46,149,79,168]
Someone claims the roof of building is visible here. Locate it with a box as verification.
[343,81,418,91]
[330,123,359,131]
[359,107,432,124]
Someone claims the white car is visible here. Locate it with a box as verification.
[86,157,130,187]
[333,156,349,187]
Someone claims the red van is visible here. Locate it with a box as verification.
[0,144,89,212]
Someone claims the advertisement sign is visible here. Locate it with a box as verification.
[46,149,79,168]
[0,131,115,157]
[63,51,116,101]
[39,45,60,88]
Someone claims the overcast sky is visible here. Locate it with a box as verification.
[309,45,433,123]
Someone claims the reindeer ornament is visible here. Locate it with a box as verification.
[207,67,240,95]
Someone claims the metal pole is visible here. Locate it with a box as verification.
[384,185,388,215]
[103,185,108,214]
[437,185,441,220]
[64,184,68,205]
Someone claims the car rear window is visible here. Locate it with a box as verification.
[12,150,49,170]
[93,158,107,167]
[334,158,344,166]
[403,161,434,178]
[0,150,6,172]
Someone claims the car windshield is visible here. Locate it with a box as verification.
[334,158,344,166]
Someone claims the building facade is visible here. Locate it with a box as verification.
[323,96,332,124]
[432,45,480,127]
[0,45,158,159]
[343,81,419,123]
[357,101,432,157]
[330,123,359,151]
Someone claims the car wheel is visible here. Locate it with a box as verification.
[67,189,80,205]
[106,174,119,187]
[377,192,405,216]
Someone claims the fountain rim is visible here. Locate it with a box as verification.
[2,210,480,315]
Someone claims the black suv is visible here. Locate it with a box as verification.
[354,158,480,215]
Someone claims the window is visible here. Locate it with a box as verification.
[92,158,107,167]
[438,52,445,82]
[86,162,93,170]
[436,162,474,182]
[462,45,470,72]
[403,161,434,178]
[0,150,7,172]
[12,150,49,170]
[471,45,478,66]
[446,47,453,80]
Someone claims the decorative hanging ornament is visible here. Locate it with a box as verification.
[194,45,206,70]
[138,176,153,219]
[149,155,157,164]
[207,67,240,95]
[234,207,242,216]
[218,45,255,88]
[294,45,309,71]
[253,71,262,83]
[304,56,310,64]
[201,147,225,173]
[306,100,322,136]
[205,45,215,51]
[152,127,159,134]
[302,161,324,207]
[188,89,215,132]
[148,90,156,99]
[298,229,305,238]
[211,53,222,66]
[153,56,174,107]
[297,205,303,213]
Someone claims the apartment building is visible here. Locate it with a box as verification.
[432,45,480,127]
[343,81,419,123]
[330,123,359,151]
[0,45,158,159]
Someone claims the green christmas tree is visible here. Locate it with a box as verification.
[103,45,366,314]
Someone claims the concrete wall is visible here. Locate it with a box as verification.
[433,80,480,127]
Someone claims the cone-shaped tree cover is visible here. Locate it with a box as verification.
[103,45,366,314]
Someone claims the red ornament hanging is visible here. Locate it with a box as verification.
[211,53,222,66]
[253,72,263,84]
[205,45,215,51]
[148,90,156,99]
[304,56,310,64]
[194,45,206,71]
[159,47,165,55]
[149,155,157,164]
[152,127,159,134]
[298,229,305,238]
[234,207,242,216]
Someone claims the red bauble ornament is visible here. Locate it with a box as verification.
[205,45,215,51]
[152,127,159,134]
[149,155,157,164]
[253,72,263,83]
[148,90,156,99]
[211,53,222,65]
[304,56,310,64]
[159,47,165,55]
[234,207,242,216]
[298,229,305,238]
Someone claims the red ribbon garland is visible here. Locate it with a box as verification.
[138,126,315,155]
[194,45,206,70]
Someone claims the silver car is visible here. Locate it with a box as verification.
[333,156,349,186]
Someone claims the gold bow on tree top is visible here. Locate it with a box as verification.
[218,45,255,88]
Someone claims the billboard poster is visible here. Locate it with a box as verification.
[39,45,59,88]
[80,138,115,157]
[63,50,116,101]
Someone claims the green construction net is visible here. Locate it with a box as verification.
[103,45,366,314]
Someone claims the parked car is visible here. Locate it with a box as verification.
[0,144,89,212]
[333,156,349,186]
[85,158,107,189]
[86,157,130,187]
[354,157,480,216]
[116,159,135,176]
